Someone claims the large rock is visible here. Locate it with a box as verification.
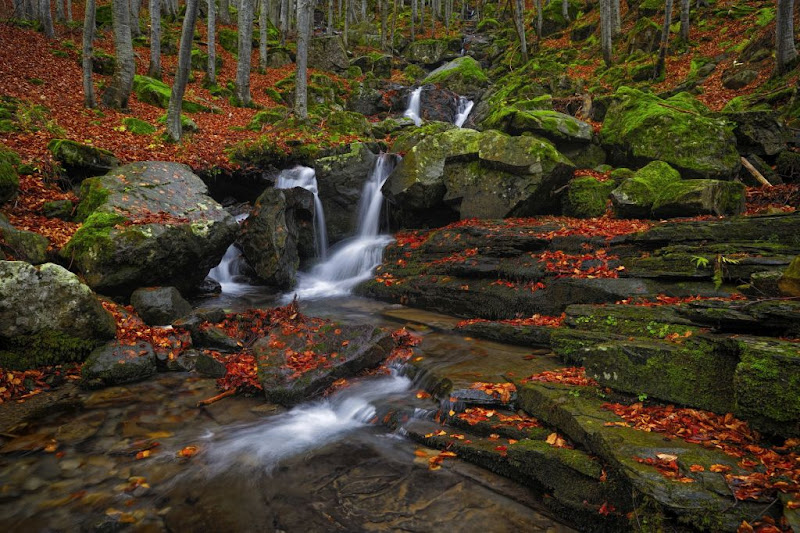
[61,162,237,295]
[238,187,314,288]
[130,286,192,326]
[0,213,49,264]
[314,143,378,243]
[722,110,788,157]
[403,38,461,66]
[779,256,800,297]
[132,75,210,112]
[600,87,741,179]
[418,85,461,123]
[421,56,489,97]
[47,139,119,182]
[562,176,615,218]
[384,128,575,222]
[308,35,349,72]
[483,108,593,145]
[0,261,116,369]
[351,54,392,78]
[0,144,19,204]
[81,340,156,389]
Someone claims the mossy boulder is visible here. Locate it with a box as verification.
[778,256,800,297]
[132,75,210,112]
[721,110,788,157]
[391,121,456,153]
[421,56,489,97]
[563,176,615,218]
[130,286,192,326]
[47,139,119,182]
[41,199,74,219]
[541,0,581,36]
[776,150,800,183]
[404,38,462,66]
[190,48,222,71]
[610,160,682,218]
[626,17,660,54]
[308,35,349,72]
[61,162,237,295]
[0,213,49,264]
[651,179,746,218]
[0,261,116,369]
[0,155,19,204]
[247,106,289,131]
[121,117,156,135]
[81,340,156,389]
[351,54,393,78]
[327,110,372,137]
[488,108,593,145]
[90,49,116,75]
[600,87,741,179]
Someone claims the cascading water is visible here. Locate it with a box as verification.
[285,154,397,300]
[208,214,253,295]
[275,166,329,260]
[403,87,423,127]
[454,96,474,128]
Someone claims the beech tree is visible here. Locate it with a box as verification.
[208,0,217,84]
[513,0,527,62]
[102,0,135,108]
[259,0,269,71]
[611,0,621,37]
[411,0,416,41]
[534,0,543,40]
[236,0,255,105]
[166,0,199,141]
[680,0,690,42]
[600,0,612,66]
[148,0,161,78]
[130,0,142,37]
[776,0,798,74]
[562,0,569,24]
[295,0,312,119]
[82,0,97,108]
[40,0,55,38]
[653,0,674,80]
[220,0,231,24]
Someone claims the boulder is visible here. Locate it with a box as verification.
[61,162,237,295]
[0,146,19,204]
[314,143,378,243]
[484,108,593,145]
[776,151,800,183]
[0,261,116,369]
[132,75,210,113]
[626,18,660,54]
[722,68,759,90]
[47,139,119,182]
[81,340,156,389]
[418,85,461,123]
[308,35,349,72]
[351,54,393,78]
[779,256,800,297]
[41,199,74,219]
[562,176,615,218]
[392,121,455,153]
[130,286,193,326]
[0,213,49,264]
[403,38,461,67]
[600,87,741,179]
[238,187,314,288]
[421,56,489,97]
[610,160,682,218]
[651,180,747,218]
[540,0,581,36]
[723,110,787,157]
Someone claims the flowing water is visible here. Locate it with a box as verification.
[275,165,329,260]
[455,96,475,128]
[207,213,253,296]
[403,87,423,127]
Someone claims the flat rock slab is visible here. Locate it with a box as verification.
[254,324,394,406]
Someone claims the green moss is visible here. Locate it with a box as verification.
[190,48,223,71]
[121,117,156,135]
[422,56,488,92]
[61,211,126,262]
[0,330,101,370]
[0,160,20,204]
[327,110,372,137]
[247,106,289,130]
[132,75,210,113]
[218,28,239,55]
[563,177,614,218]
[75,178,110,221]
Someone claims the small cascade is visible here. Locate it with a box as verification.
[286,154,397,300]
[454,96,474,128]
[275,166,328,260]
[208,214,253,296]
[403,87,423,127]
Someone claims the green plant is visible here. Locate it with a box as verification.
[638,393,648,402]
[568,389,581,398]
[713,254,741,290]
[691,255,710,269]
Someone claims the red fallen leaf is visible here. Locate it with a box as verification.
[177,445,199,458]
[787,500,800,510]
[690,464,705,472]
[413,449,429,457]
[135,450,151,460]
[495,445,508,452]
[524,367,598,387]
[737,521,755,533]
[598,501,615,516]
[710,464,732,473]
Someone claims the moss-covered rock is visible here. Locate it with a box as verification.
[81,340,156,389]
[421,56,489,96]
[132,75,210,112]
[391,121,456,153]
[351,53,392,78]
[541,0,581,36]
[563,176,615,218]
[776,150,800,183]
[327,110,372,137]
[247,106,289,131]
[47,138,119,182]
[121,117,156,135]
[779,256,800,297]
[403,37,462,66]
[600,87,741,179]
[308,35,349,72]
[651,179,746,218]
[218,28,238,55]
[41,199,74,219]
[610,160,682,218]
[0,156,19,204]
[190,48,222,71]
[0,213,49,264]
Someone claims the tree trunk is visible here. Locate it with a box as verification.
[561,0,569,22]
[513,0,527,61]
[679,0,689,41]
[279,0,288,45]
[259,0,269,70]
[294,0,311,119]
[66,0,72,21]
[103,0,135,108]
[361,0,366,19]
[653,0,673,79]
[776,0,798,74]
[419,0,425,33]
[236,0,255,105]
[391,0,398,51]
[327,0,333,34]
[208,0,216,83]
[83,0,96,108]
[13,0,24,18]
[40,0,55,37]
[411,0,416,40]
[343,0,349,46]
[601,0,612,66]
[534,0,543,39]
[430,0,436,35]
[612,0,621,36]
[148,0,161,78]
[380,0,387,49]
[55,0,64,21]
[130,0,141,37]
[167,0,199,141]
[220,0,231,23]
[445,0,450,30]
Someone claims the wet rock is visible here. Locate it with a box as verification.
[130,286,192,326]
[456,322,553,348]
[403,37,461,66]
[47,139,119,183]
[192,326,240,352]
[779,256,800,297]
[0,213,49,264]
[81,340,157,389]
[195,276,222,295]
[61,161,237,295]
[418,85,460,123]
[421,56,488,98]
[0,261,116,369]
[194,350,227,378]
[722,110,788,157]
[308,35,349,72]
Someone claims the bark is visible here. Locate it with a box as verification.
[611,0,620,37]
[148,0,161,78]
[361,0,366,19]
[534,0,543,39]
[13,0,24,18]
[562,0,569,22]
[390,0,398,52]
[445,0,450,30]
[431,0,436,34]
[419,0,424,33]
[679,0,689,41]
[280,0,289,45]
[130,0,142,37]
[259,0,269,71]
[776,0,798,74]
[600,0,612,66]
[236,0,255,105]
[653,0,673,80]
[344,0,349,47]
[40,0,55,38]
[103,0,136,108]
[208,0,216,84]
[411,0,416,40]
[380,0,387,49]
[83,0,97,108]
[513,0,527,61]
[66,0,72,21]
[294,0,311,119]
[55,0,64,21]
[167,0,200,141]
[327,0,334,34]
[220,0,231,24]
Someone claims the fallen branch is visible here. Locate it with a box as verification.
[740,156,772,187]
[197,388,236,407]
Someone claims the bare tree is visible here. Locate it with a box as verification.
[534,0,543,39]
[259,0,269,71]
[83,0,97,108]
[679,0,689,41]
[776,0,798,74]
[391,0,398,52]
[40,0,55,38]
[294,0,311,119]
[236,0,255,105]
[130,0,141,37]
[601,0,612,66]
[167,0,199,141]
[380,0,387,49]
[148,0,161,78]
[219,0,231,23]
[411,0,416,40]
[611,0,620,37]
[280,0,289,45]
[208,0,217,84]
[55,0,64,22]
[66,0,72,21]
[327,0,334,34]
[103,0,136,108]
[562,0,569,23]
[513,0,528,62]
[654,0,674,80]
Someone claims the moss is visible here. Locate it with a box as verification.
[121,117,156,135]
[190,48,223,71]
[563,177,615,218]
[327,110,372,137]
[0,330,101,370]
[0,160,20,204]
[422,56,488,91]
[61,211,126,262]
[75,178,110,221]
[47,138,116,169]
[132,75,210,112]
[247,106,289,131]
[218,28,239,55]
[157,112,198,132]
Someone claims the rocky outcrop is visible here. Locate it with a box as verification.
[81,340,156,389]
[722,110,788,157]
[0,213,49,264]
[47,139,119,183]
[130,286,192,326]
[0,261,116,369]
[421,56,489,98]
[61,161,237,295]
[308,35,349,72]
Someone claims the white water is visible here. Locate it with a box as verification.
[286,154,397,301]
[202,371,411,474]
[454,96,474,128]
[403,87,423,127]
[208,214,254,296]
[275,165,329,260]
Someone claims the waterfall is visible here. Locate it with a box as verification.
[454,96,474,128]
[208,214,253,295]
[403,87,423,127]
[285,154,397,301]
[275,166,328,260]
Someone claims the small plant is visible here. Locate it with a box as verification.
[691,255,710,269]
[638,393,648,402]
[568,389,581,398]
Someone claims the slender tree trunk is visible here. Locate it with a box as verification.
[55,0,64,21]
[66,0,72,21]
[103,0,135,108]
[130,0,141,37]
[679,0,689,41]
[653,0,673,79]
[343,0,349,46]
[220,0,231,23]
[776,0,798,74]
[13,0,24,18]
[259,0,269,70]
[431,0,436,35]
[236,0,254,105]
[611,0,621,36]
[380,0,387,48]
[444,0,450,30]
[280,0,289,45]
[419,0,424,34]
[83,0,97,107]
[208,0,217,83]
[411,0,416,40]
[167,0,199,141]
[513,0,527,61]
[360,0,366,19]
[390,0,398,51]
[601,0,612,66]
[294,0,311,119]
[148,0,161,78]
[534,0,542,39]
[561,0,569,23]
[40,0,55,37]
[327,0,333,33]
